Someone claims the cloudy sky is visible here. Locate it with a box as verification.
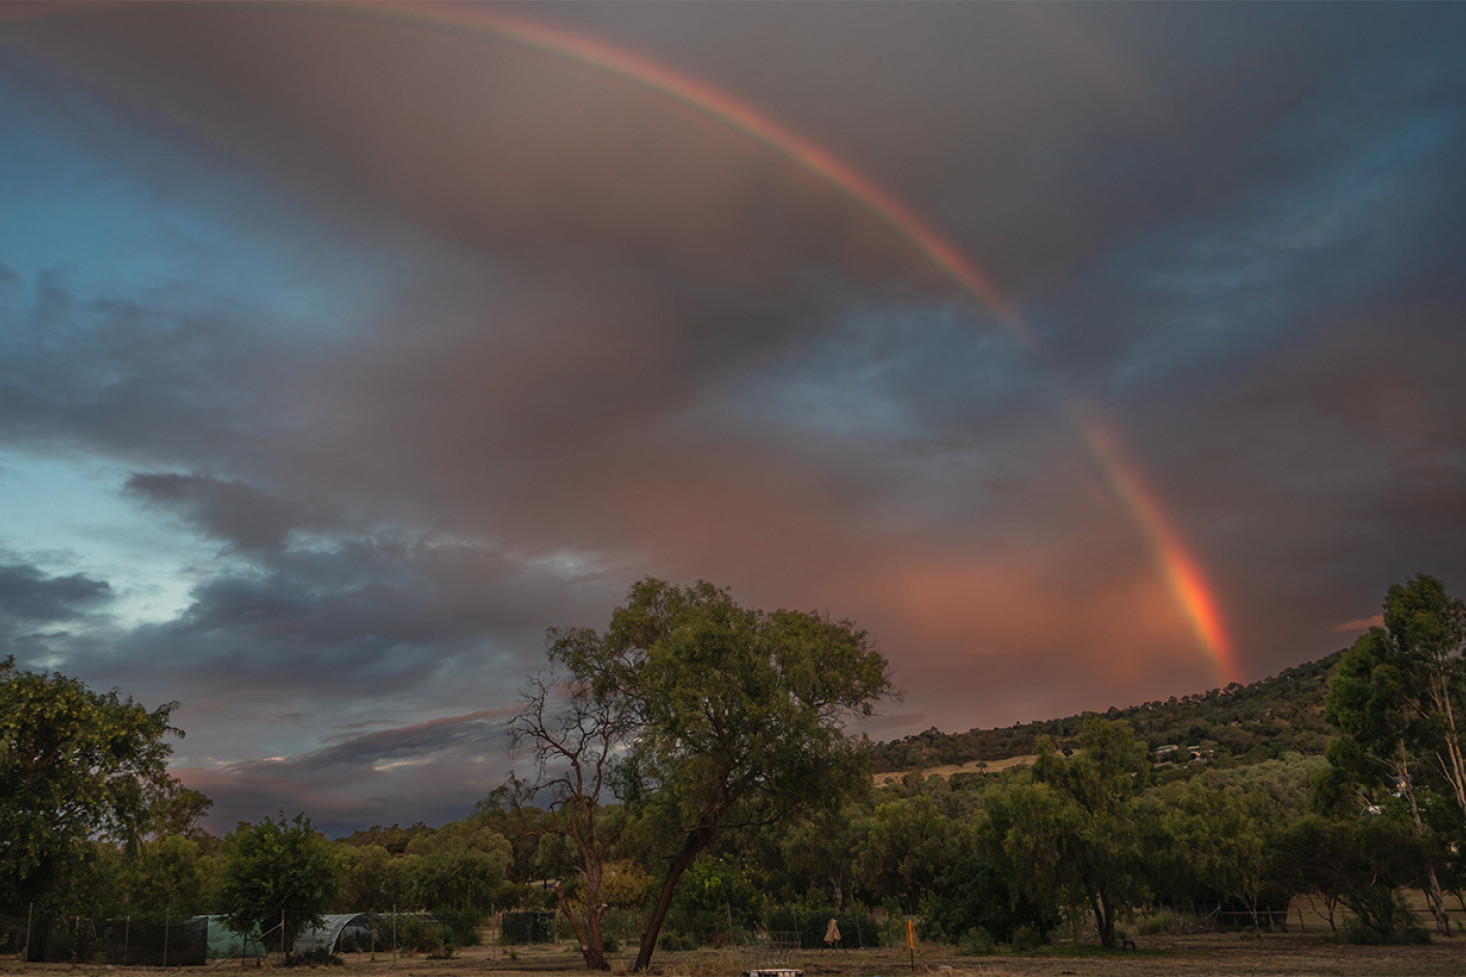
[3,2,1464,835]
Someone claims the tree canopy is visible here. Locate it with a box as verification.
[219,813,339,953]
[1,656,185,910]
[1323,573,1466,937]
[515,577,891,971]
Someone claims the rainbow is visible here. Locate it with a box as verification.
[1072,404,1240,684]
[1,1,1240,684]
[330,2,1032,345]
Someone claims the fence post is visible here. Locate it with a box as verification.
[163,908,170,968]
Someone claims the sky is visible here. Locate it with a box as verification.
[2,2,1465,836]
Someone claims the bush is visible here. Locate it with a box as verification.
[1138,909,1200,935]
[1009,924,1043,952]
[1342,917,1430,946]
[392,915,448,955]
[285,948,343,967]
[434,909,483,947]
[957,928,995,956]
[924,855,1057,946]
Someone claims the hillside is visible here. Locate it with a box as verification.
[870,650,1342,773]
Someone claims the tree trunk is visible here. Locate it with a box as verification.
[1429,672,1466,818]
[1397,748,1452,937]
[555,884,609,970]
[1089,887,1116,949]
[632,833,710,972]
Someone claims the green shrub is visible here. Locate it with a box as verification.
[284,948,344,967]
[1342,917,1430,946]
[957,928,995,956]
[1009,924,1043,952]
[1139,910,1188,935]
[924,855,1058,946]
[393,915,446,955]
[434,909,483,947]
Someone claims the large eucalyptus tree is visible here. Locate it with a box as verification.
[514,578,891,971]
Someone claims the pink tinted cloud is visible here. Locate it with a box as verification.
[1331,614,1383,634]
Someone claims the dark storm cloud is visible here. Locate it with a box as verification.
[0,562,110,622]
[53,528,620,799]
[177,708,518,835]
[8,3,927,311]
[125,473,327,552]
[85,538,557,702]
[0,268,317,470]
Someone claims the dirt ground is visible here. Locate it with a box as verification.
[7,932,1464,977]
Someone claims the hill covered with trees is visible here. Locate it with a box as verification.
[871,650,1343,773]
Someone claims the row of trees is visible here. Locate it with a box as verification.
[5,575,1464,963]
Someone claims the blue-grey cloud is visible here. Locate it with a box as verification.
[0,562,111,623]
[177,708,520,836]
[125,472,327,552]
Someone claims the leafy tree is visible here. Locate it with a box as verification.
[219,813,340,954]
[1323,576,1464,936]
[1,656,190,910]
[1140,753,1323,924]
[516,578,891,972]
[852,790,970,909]
[1381,575,1466,818]
[400,823,512,942]
[147,788,215,841]
[661,855,764,947]
[1275,813,1429,943]
[334,844,404,912]
[759,801,866,909]
[472,775,552,884]
[924,853,1058,946]
[983,717,1149,949]
[119,833,222,916]
[1138,774,1289,928]
[619,580,890,970]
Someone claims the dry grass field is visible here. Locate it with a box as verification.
[872,757,1038,786]
[8,928,1464,977]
